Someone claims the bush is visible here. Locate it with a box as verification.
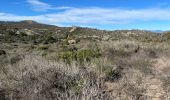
[76,49,101,62]
[37,45,49,50]
[56,51,74,63]
[0,55,94,100]
[0,54,23,67]
[0,89,5,100]
[163,32,170,41]
[56,49,101,63]
[131,59,153,75]
[0,50,6,55]
[53,72,82,93]
[10,54,23,65]
[105,48,131,60]
[1,30,58,44]
[105,66,123,82]
[147,49,157,58]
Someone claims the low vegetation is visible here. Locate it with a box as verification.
[55,49,101,64]
[0,50,6,55]
[0,21,170,100]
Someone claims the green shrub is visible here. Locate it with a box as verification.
[76,49,101,62]
[1,30,58,44]
[56,51,75,63]
[33,33,57,44]
[71,78,84,93]
[163,32,170,40]
[56,49,101,63]
[62,39,69,46]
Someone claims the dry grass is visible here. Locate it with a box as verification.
[0,49,169,100]
[1,36,170,100]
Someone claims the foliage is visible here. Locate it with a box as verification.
[1,22,170,100]
[0,50,6,55]
[0,30,58,44]
[36,44,49,50]
[163,32,170,41]
[56,49,101,63]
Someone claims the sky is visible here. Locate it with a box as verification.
[0,0,170,30]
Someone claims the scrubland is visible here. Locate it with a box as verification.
[0,24,170,100]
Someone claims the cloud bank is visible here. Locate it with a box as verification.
[1,5,170,29]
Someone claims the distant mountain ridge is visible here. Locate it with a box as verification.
[0,20,38,24]
[0,20,166,33]
[0,20,60,31]
[150,30,165,33]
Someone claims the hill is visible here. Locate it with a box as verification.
[0,21,170,100]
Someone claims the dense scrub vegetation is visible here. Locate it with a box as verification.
[0,22,170,100]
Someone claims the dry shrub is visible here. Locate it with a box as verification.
[0,55,112,100]
[0,46,168,100]
[0,50,6,55]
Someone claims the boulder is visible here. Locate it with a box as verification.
[69,27,77,33]
[68,39,76,44]
[16,29,38,35]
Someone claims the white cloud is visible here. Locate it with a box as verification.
[27,0,71,11]
[1,7,170,26]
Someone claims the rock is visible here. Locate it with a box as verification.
[91,35,100,39]
[69,26,77,33]
[68,39,76,44]
[102,35,110,41]
[55,30,61,34]
[16,29,38,35]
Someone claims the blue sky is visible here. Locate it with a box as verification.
[0,0,170,30]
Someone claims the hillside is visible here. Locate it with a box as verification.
[0,20,60,30]
[0,21,170,100]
